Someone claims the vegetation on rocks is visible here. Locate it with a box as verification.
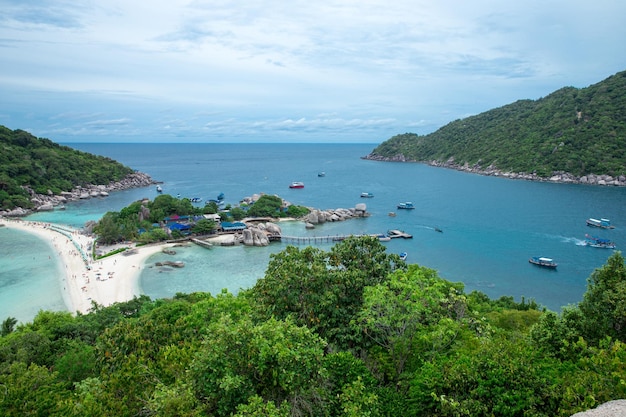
[1,237,626,416]
[366,70,626,180]
[0,126,138,210]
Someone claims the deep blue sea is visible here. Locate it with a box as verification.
[2,143,625,323]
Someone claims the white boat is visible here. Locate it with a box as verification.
[289,182,305,189]
[529,256,557,268]
[399,252,408,261]
[360,192,374,198]
[586,218,614,229]
[156,185,163,192]
[397,202,415,210]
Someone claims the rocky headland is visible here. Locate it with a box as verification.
[363,154,626,186]
[0,172,156,217]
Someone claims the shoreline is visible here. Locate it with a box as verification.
[0,218,173,315]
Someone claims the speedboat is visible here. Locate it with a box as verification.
[156,185,163,193]
[399,252,408,261]
[397,202,415,209]
[584,234,616,249]
[289,182,305,189]
[190,197,203,203]
[318,172,325,177]
[360,192,374,198]
[529,256,557,268]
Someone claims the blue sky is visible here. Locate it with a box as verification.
[1,1,625,143]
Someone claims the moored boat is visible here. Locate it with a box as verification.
[584,234,616,249]
[586,218,615,229]
[289,181,305,189]
[529,256,557,268]
[399,252,408,261]
[156,185,163,193]
[360,192,374,198]
[318,172,325,177]
[387,229,413,239]
[397,202,415,210]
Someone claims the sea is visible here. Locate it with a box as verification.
[2,143,625,323]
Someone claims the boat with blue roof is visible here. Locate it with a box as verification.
[529,256,557,268]
[584,234,616,249]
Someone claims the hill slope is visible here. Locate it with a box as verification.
[0,126,150,211]
[365,70,626,180]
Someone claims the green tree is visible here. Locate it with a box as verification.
[1,316,17,336]
[354,265,470,379]
[577,251,626,343]
[191,315,328,417]
[251,236,402,349]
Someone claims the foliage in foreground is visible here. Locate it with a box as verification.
[1,238,626,416]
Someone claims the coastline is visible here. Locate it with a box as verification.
[362,154,626,186]
[0,218,173,315]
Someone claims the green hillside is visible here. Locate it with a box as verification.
[0,126,134,210]
[367,70,626,178]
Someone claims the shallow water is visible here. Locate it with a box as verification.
[2,143,625,323]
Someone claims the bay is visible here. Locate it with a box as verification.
[3,143,625,323]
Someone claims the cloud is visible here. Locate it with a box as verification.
[0,0,625,143]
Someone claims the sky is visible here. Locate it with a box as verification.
[1,1,625,143]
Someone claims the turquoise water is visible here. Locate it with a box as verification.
[2,143,626,323]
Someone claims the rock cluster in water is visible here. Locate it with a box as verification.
[1,172,155,217]
[303,204,368,226]
[241,222,282,247]
[363,154,626,186]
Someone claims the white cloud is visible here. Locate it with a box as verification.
[0,0,624,143]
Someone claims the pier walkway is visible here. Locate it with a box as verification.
[280,234,382,245]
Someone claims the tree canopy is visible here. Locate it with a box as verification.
[1,242,626,416]
[367,70,626,178]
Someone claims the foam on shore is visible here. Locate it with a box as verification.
[0,218,173,315]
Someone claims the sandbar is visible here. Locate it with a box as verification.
[0,218,174,315]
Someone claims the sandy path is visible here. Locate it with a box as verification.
[1,218,173,314]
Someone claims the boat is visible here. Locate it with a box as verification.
[529,256,557,268]
[371,233,391,242]
[586,218,615,229]
[584,234,616,249]
[399,252,408,261]
[397,202,415,210]
[318,172,325,177]
[360,192,374,198]
[156,185,163,193]
[387,229,413,239]
[289,182,305,189]
[190,197,203,203]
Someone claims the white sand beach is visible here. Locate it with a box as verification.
[0,218,173,315]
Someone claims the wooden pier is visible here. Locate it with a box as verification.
[190,238,213,249]
[280,234,385,245]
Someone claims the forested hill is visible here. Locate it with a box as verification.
[0,126,136,210]
[366,70,626,179]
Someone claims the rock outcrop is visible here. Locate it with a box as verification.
[363,154,626,186]
[1,172,155,217]
[303,204,369,225]
[570,400,626,417]
[241,222,282,247]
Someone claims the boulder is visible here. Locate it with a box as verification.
[570,400,626,417]
[37,203,55,212]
